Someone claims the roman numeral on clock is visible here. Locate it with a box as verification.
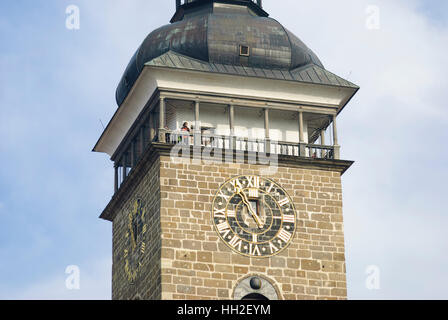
[218,190,230,201]
[278,197,290,207]
[283,215,295,223]
[227,210,236,218]
[247,176,260,188]
[250,244,261,256]
[216,222,230,233]
[266,182,274,193]
[214,207,226,218]
[269,241,279,254]
[216,222,231,238]
[229,236,243,251]
[230,179,243,190]
[252,233,258,243]
[248,188,259,198]
[278,228,292,243]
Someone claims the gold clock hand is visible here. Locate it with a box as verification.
[128,214,137,251]
[236,187,263,228]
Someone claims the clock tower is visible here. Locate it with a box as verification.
[94,0,358,300]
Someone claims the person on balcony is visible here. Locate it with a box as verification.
[181,122,191,133]
[179,122,191,145]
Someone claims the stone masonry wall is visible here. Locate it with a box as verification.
[112,157,162,300]
[159,156,347,300]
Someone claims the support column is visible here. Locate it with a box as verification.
[194,100,201,147]
[130,141,135,168]
[158,97,166,143]
[149,113,155,142]
[264,108,271,153]
[114,163,118,193]
[122,155,127,182]
[229,104,236,150]
[320,129,326,159]
[332,114,340,160]
[140,126,145,158]
[298,111,306,157]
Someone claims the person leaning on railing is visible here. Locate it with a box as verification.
[179,122,191,145]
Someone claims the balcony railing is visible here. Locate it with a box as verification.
[114,129,337,194]
[162,130,335,159]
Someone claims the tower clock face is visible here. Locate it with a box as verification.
[123,198,148,283]
[212,175,297,258]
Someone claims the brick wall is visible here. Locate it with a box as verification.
[110,150,347,300]
[158,156,347,300]
[112,157,162,300]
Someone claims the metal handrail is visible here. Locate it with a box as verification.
[162,130,335,159]
[116,130,336,193]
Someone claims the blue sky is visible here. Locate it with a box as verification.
[0,0,447,299]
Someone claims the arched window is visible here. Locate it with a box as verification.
[242,293,269,300]
[233,276,279,300]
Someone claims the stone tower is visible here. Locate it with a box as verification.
[93,0,359,300]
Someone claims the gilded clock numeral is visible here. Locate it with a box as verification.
[283,215,295,223]
[252,233,257,243]
[269,241,279,254]
[278,197,290,207]
[248,188,259,198]
[216,221,230,233]
[250,243,261,256]
[218,190,231,201]
[229,235,243,251]
[227,210,236,218]
[266,182,275,193]
[247,176,260,188]
[278,228,292,243]
[214,207,226,218]
[230,178,243,191]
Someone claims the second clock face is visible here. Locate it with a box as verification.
[124,198,147,284]
[212,175,297,258]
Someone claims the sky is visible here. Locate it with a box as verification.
[0,0,447,300]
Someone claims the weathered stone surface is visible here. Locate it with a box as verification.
[109,153,348,300]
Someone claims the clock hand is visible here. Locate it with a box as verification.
[128,215,137,251]
[236,187,263,228]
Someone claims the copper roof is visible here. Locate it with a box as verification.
[116,0,353,106]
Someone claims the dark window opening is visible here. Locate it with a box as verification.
[242,293,269,300]
[240,45,250,56]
